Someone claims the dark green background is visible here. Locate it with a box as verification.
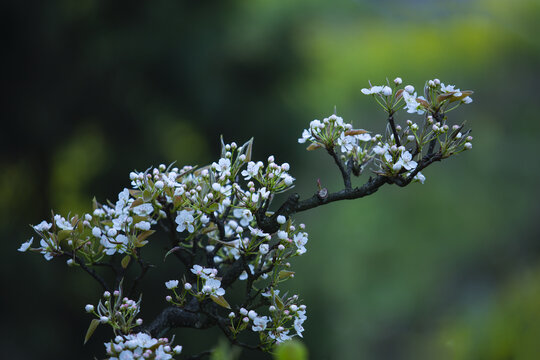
[2,0,539,359]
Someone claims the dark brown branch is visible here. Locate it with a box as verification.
[388,115,401,147]
[65,252,110,292]
[327,147,351,190]
[144,306,212,338]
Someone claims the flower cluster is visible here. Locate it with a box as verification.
[104,332,182,360]
[298,77,474,183]
[20,76,473,358]
[227,291,306,350]
[85,287,143,335]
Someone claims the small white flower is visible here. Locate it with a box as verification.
[403,91,426,115]
[54,215,73,231]
[33,221,52,232]
[18,237,33,252]
[293,232,308,255]
[462,96,473,104]
[133,203,154,217]
[414,172,426,184]
[165,280,179,289]
[175,210,195,233]
[155,180,164,189]
[404,85,415,94]
[212,158,231,175]
[259,244,269,254]
[252,315,269,332]
[135,221,151,231]
[241,161,263,180]
[249,226,269,238]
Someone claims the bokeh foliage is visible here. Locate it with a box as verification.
[2,0,539,359]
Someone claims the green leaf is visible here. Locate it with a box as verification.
[57,230,72,242]
[121,255,131,269]
[84,319,100,344]
[137,230,155,243]
[130,198,144,208]
[211,295,231,309]
[274,293,284,310]
[274,340,308,360]
[142,189,153,202]
[278,270,295,280]
[128,189,142,197]
[164,246,181,261]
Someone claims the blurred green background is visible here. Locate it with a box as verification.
[2,0,540,359]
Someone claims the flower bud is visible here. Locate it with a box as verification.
[85,304,94,313]
[174,345,183,354]
[277,215,286,224]
[136,318,143,326]
[228,312,235,319]
[166,295,172,302]
[92,227,102,237]
[103,291,111,298]
[184,283,192,291]
[404,85,414,94]
[100,316,109,324]
[464,142,472,150]
[394,77,402,85]
[240,308,248,316]
[382,86,392,96]
[155,180,164,190]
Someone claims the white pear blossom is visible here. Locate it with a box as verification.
[132,204,153,216]
[293,232,308,255]
[252,315,269,332]
[135,221,151,231]
[18,237,33,252]
[212,158,231,175]
[403,91,426,115]
[33,221,52,232]
[175,210,195,233]
[165,280,179,289]
[54,214,73,231]
[241,161,263,180]
[202,277,225,296]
